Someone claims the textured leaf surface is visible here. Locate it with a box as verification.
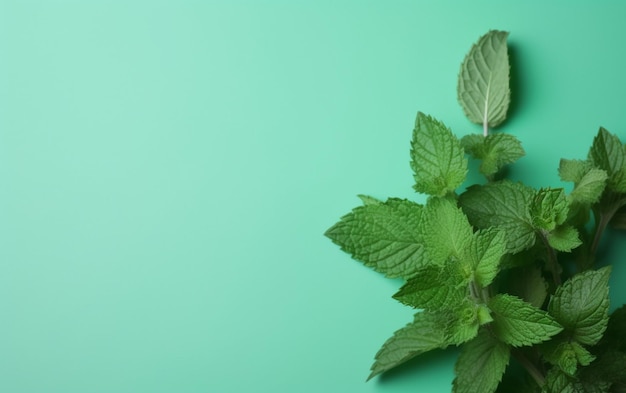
[458,30,510,129]
[547,226,582,252]
[468,228,506,287]
[588,127,626,193]
[453,329,510,393]
[462,133,525,176]
[393,264,467,310]
[570,168,608,205]
[548,267,611,346]
[531,188,568,231]
[421,197,474,265]
[543,341,595,376]
[459,181,536,253]
[559,159,591,183]
[368,312,445,380]
[325,199,425,279]
[411,112,467,196]
[490,294,563,347]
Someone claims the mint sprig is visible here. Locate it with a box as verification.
[325,30,626,392]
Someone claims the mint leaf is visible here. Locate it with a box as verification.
[547,225,582,252]
[462,133,525,177]
[588,127,626,193]
[543,369,577,393]
[559,159,592,183]
[393,264,467,310]
[542,340,595,376]
[325,198,425,279]
[459,181,536,253]
[531,188,568,231]
[357,194,383,206]
[420,197,474,265]
[411,112,467,196]
[457,30,510,130]
[489,294,563,347]
[468,228,507,288]
[453,329,510,393]
[368,311,446,380]
[447,298,481,345]
[548,267,611,346]
[569,168,608,205]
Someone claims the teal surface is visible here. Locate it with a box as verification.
[1,1,625,392]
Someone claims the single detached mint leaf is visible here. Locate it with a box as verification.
[459,181,536,254]
[531,188,568,231]
[368,311,445,380]
[548,267,612,346]
[588,127,626,193]
[468,228,506,288]
[325,198,425,279]
[453,329,510,393]
[393,264,467,311]
[547,225,582,252]
[420,197,474,266]
[489,294,563,347]
[457,30,510,131]
[411,112,467,196]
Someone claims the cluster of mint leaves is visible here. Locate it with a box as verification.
[325,30,626,393]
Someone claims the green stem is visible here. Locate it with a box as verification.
[586,196,626,269]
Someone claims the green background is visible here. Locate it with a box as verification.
[1,1,625,392]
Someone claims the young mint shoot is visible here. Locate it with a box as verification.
[325,30,626,393]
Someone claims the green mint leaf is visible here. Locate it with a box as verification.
[461,133,485,155]
[489,294,563,347]
[569,168,608,205]
[543,369,577,393]
[453,329,510,393]
[548,267,611,346]
[542,340,595,376]
[446,298,481,345]
[481,134,525,176]
[457,30,510,129]
[547,225,582,252]
[588,127,626,193]
[411,112,467,196]
[462,133,525,177]
[357,194,383,206]
[559,159,592,183]
[393,264,467,310]
[531,188,568,231]
[544,369,611,393]
[368,311,445,380]
[459,180,536,254]
[468,228,507,288]
[420,197,474,265]
[325,198,425,279]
